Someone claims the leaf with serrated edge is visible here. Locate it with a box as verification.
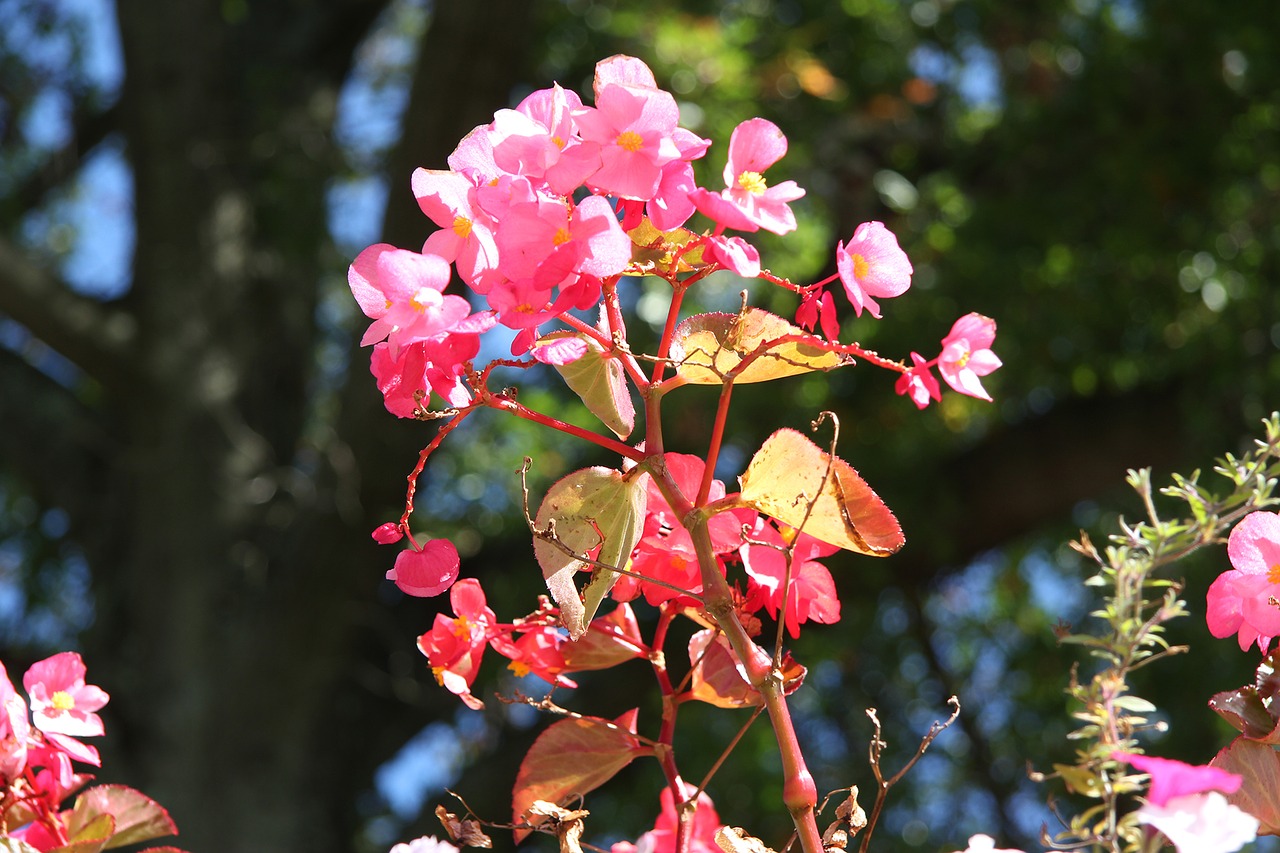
[738,429,903,555]
[68,785,179,849]
[670,308,845,385]
[533,467,647,639]
[1212,737,1280,835]
[540,332,635,439]
[512,709,650,842]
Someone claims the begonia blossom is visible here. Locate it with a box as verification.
[488,84,600,196]
[950,835,1025,853]
[1114,752,1258,853]
[576,56,683,200]
[609,783,723,853]
[390,836,460,853]
[690,117,805,235]
[417,579,497,710]
[412,169,500,291]
[937,313,1002,401]
[740,518,841,638]
[895,352,942,410]
[24,653,108,741]
[835,221,912,319]
[0,662,29,782]
[387,538,461,597]
[1207,510,1280,653]
[348,244,471,353]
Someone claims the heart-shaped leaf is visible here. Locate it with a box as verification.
[738,429,903,556]
[533,467,647,639]
[669,308,845,385]
[512,709,651,842]
[69,785,179,849]
[539,332,635,439]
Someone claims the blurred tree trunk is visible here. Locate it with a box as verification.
[0,1,532,850]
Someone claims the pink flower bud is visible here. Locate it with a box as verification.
[386,539,461,597]
[371,523,404,545]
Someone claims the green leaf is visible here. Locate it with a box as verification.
[511,709,651,842]
[66,785,178,850]
[738,428,904,556]
[669,308,845,385]
[533,466,647,639]
[540,332,635,439]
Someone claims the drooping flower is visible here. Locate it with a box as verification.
[610,783,723,853]
[417,579,497,709]
[740,518,841,638]
[835,221,913,318]
[895,352,941,410]
[387,539,461,597]
[937,313,1002,401]
[1114,752,1258,853]
[690,118,805,235]
[1207,510,1280,653]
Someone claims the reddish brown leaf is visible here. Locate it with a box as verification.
[512,709,651,842]
[68,784,179,849]
[561,603,646,672]
[1212,737,1280,835]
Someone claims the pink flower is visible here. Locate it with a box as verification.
[1112,751,1258,852]
[390,836,459,853]
[937,313,1002,401]
[951,836,1026,853]
[417,579,497,709]
[835,222,912,319]
[895,352,941,410]
[412,169,500,291]
[386,539,461,597]
[371,522,404,545]
[348,244,471,353]
[703,234,761,278]
[1207,510,1280,653]
[0,662,30,782]
[576,56,682,200]
[610,783,723,853]
[23,652,108,741]
[488,84,601,196]
[689,118,805,235]
[740,518,841,639]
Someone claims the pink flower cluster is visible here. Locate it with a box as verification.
[1,653,109,847]
[1207,510,1280,653]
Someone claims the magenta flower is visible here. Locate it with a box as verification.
[1207,510,1280,653]
[23,652,108,741]
[386,538,461,597]
[836,221,912,319]
[1115,751,1257,853]
[690,118,805,235]
[416,578,497,709]
[937,313,1002,401]
[704,234,761,277]
[348,244,471,353]
[895,352,941,410]
[1115,752,1242,806]
[740,518,841,638]
[488,84,601,196]
[412,169,500,291]
[576,57,682,201]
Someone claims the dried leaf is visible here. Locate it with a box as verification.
[435,805,493,848]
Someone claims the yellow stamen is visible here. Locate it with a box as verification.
[850,253,870,281]
[451,615,472,638]
[552,227,572,246]
[431,666,447,686]
[1269,564,1280,584]
[52,691,76,711]
[737,171,768,195]
[551,136,566,150]
[452,216,473,239]
[616,131,644,152]
[508,660,532,678]
[515,303,536,314]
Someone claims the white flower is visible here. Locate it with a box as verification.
[389,836,460,853]
[1136,791,1259,853]
[956,835,1024,853]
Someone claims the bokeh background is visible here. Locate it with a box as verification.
[1,0,1278,850]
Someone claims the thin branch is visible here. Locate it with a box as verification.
[0,236,136,390]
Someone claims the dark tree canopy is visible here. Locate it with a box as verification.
[1,1,1277,851]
